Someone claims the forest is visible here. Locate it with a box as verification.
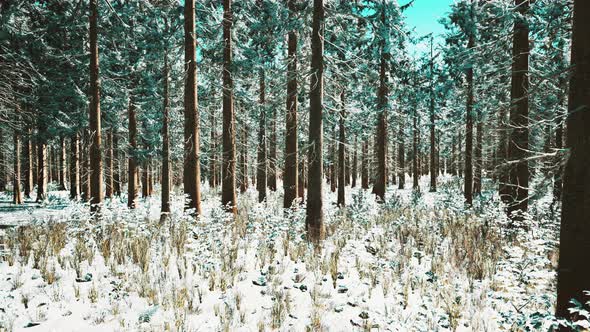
[0,0,589,330]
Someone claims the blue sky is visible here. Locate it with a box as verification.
[402,0,454,55]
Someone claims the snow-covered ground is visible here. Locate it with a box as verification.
[0,175,579,331]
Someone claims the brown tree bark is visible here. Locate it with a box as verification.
[398,117,406,189]
[337,91,346,207]
[161,51,171,217]
[555,0,590,322]
[24,127,33,198]
[81,129,90,202]
[330,127,336,193]
[429,38,437,193]
[59,136,67,190]
[128,97,138,209]
[183,0,202,215]
[372,10,388,201]
[268,109,277,191]
[112,128,120,196]
[305,0,325,243]
[13,129,22,204]
[257,70,267,203]
[89,0,103,213]
[283,0,298,208]
[464,31,475,205]
[209,109,217,188]
[105,129,113,198]
[361,140,369,189]
[412,105,419,190]
[36,126,48,202]
[239,124,248,193]
[221,0,237,214]
[352,136,358,188]
[474,115,483,195]
[70,132,80,200]
[0,128,4,192]
[506,0,530,219]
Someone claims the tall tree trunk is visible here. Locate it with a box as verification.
[398,117,406,189]
[429,38,437,192]
[183,0,202,215]
[474,115,483,195]
[268,110,277,191]
[128,97,138,209]
[0,128,4,192]
[81,129,90,202]
[161,51,171,217]
[352,136,358,188]
[24,127,33,198]
[239,124,248,193]
[372,14,388,201]
[283,0,298,208]
[337,91,346,207]
[306,0,325,242]
[113,129,120,196]
[59,136,67,190]
[464,31,475,205]
[36,124,48,202]
[89,0,103,213]
[221,0,237,214]
[506,0,530,219]
[555,0,590,322]
[412,105,419,190]
[105,129,113,198]
[361,140,369,189]
[13,129,22,204]
[70,132,80,200]
[257,70,267,203]
[209,109,217,188]
[330,127,336,193]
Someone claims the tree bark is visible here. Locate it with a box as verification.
[361,140,369,189]
[412,104,419,190]
[209,108,217,188]
[183,0,202,215]
[283,0,298,208]
[36,126,48,202]
[372,10,388,201]
[128,97,138,209]
[268,109,277,191]
[257,70,267,203]
[555,0,590,322]
[221,0,237,214]
[506,0,530,219]
[464,31,475,205]
[337,91,346,207]
[474,115,483,195]
[429,38,437,192]
[113,128,121,196]
[81,129,90,202]
[398,117,406,189]
[59,136,67,190]
[105,129,113,198]
[161,51,171,217]
[352,136,358,188]
[13,129,22,204]
[0,128,5,192]
[306,0,326,243]
[24,127,33,198]
[70,132,80,200]
[89,0,103,213]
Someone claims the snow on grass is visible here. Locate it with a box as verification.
[0,176,576,331]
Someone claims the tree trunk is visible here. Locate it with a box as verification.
[239,124,249,193]
[128,97,138,209]
[221,0,237,214]
[105,129,113,198]
[398,117,406,189]
[0,128,5,192]
[13,130,22,204]
[81,129,90,202]
[183,0,202,215]
[24,127,33,198]
[161,51,171,217]
[337,91,346,207]
[506,0,530,219]
[70,132,80,200]
[113,129,121,196]
[298,156,305,202]
[372,22,388,201]
[283,0,298,208]
[209,108,217,188]
[59,136,67,190]
[352,136,358,188]
[429,39,436,192]
[257,70,267,203]
[412,105,419,190]
[474,115,483,195]
[36,125,48,202]
[361,140,369,189]
[330,127,336,193]
[306,0,326,243]
[464,29,475,205]
[89,0,103,213]
[268,109,277,191]
[555,0,590,322]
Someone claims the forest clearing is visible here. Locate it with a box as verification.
[0,0,589,331]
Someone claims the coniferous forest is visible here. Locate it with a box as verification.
[0,0,589,330]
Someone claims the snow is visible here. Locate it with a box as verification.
[0,175,579,331]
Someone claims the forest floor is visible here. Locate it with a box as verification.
[0,175,570,331]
